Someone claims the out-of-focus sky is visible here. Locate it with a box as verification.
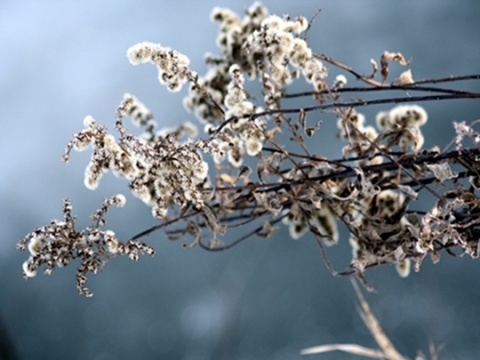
[1,1,480,359]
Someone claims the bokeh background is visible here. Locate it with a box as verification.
[1,1,480,359]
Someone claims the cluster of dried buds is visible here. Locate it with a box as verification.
[17,196,154,297]
[18,2,480,295]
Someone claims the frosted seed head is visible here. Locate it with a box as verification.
[376,190,404,217]
[228,147,244,167]
[193,161,209,180]
[104,230,119,254]
[333,74,347,88]
[376,111,391,130]
[23,261,37,278]
[262,15,284,30]
[406,105,428,127]
[133,185,152,204]
[72,136,90,152]
[313,208,339,246]
[83,115,96,128]
[28,235,43,256]
[84,165,102,190]
[362,126,378,142]
[213,150,226,164]
[182,121,198,138]
[204,123,216,135]
[396,258,411,278]
[245,137,263,156]
[389,104,428,129]
[289,221,308,240]
[127,41,160,65]
[245,2,269,25]
[111,194,126,207]
[152,205,167,219]
[210,7,240,25]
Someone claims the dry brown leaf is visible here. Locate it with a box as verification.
[380,51,410,83]
[392,69,414,86]
[219,173,235,185]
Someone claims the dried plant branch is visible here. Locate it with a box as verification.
[18,2,480,298]
[352,279,407,360]
[315,53,385,87]
[301,279,410,359]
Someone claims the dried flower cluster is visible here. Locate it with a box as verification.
[127,42,193,92]
[18,2,480,296]
[18,196,154,297]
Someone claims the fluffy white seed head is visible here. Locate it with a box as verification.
[389,104,428,129]
[133,184,152,204]
[333,74,347,88]
[245,137,263,156]
[289,221,308,240]
[396,258,411,278]
[376,111,390,130]
[84,164,102,190]
[127,41,160,65]
[228,146,244,167]
[182,121,198,138]
[105,230,120,254]
[83,115,96,128]
[111,194,126,207]
[22,261,37,278]
[193,160,209,180]
[28,235,43,256]
[152,205,168,219]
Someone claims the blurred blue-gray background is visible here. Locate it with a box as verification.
[1,1,480,359]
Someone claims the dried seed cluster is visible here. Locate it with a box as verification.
[18,2,480,295]
[127,42,194,92]
[17,197,154,297]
